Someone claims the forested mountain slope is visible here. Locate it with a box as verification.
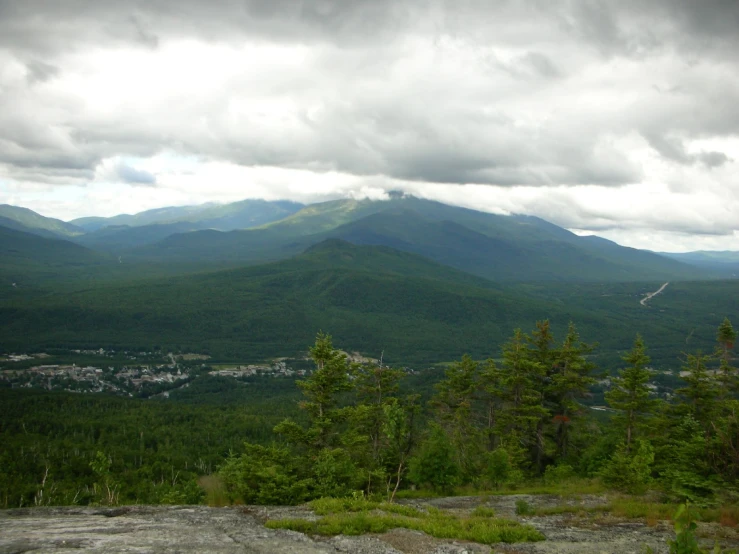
[0,204,84,237]
[125,196,710,282]
[1,239,735,365]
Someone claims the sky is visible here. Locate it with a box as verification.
[0,1,738,252]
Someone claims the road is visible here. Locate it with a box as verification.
[640,282,669,306]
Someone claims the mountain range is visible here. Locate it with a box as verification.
[1,195,737,365]
[0,196,722,283]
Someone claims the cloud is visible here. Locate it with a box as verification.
[114,163,157,186]
[94,158,157,186]
[25,59,59,84]
[0,1,738,249]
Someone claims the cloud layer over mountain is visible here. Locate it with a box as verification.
[0,0,738,250]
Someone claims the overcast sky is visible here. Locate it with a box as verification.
[1,1,738,252]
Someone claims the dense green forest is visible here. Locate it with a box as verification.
[2,238,737,366]
[2,319,737,511]
[0,376,302,507]
[2,197,739,525]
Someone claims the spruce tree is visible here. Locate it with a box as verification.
[676,353,717,428]
[274,332,354,451]
[716,318,737,397]
[605,334,656,451]
[527,320,556,472]
[430,354,481,480]
[549,322,597,459]
[478,357,505,452]
[499,329,547,468]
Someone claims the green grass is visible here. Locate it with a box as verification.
[266,498,544,545]
[471,506,497,517]
[309,497,424,517]
[606,498,739,527]
[486,478,608,496]
[515,499,534,516]
[396,478,607,500]
[524,496,739,528]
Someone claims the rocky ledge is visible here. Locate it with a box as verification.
[1,495,736,554]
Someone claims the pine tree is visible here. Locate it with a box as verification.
[716,318,738,397]
[605,335,656,452]
[478,357,505,452]
[549,322,597,459]
[274,332,354,451]
[676,353,717,428]
[499,329,547,468]
[430,354,481,480]
[527,320,556,473]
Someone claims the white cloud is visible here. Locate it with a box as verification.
[0,1,738,251]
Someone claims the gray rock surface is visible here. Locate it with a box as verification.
[1,496,736,554]
[0,506,397,554]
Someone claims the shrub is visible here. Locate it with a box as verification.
[543,464,575,485]
[483,448,521,489]
[408,424,461,493]
[218,444,310,505]
[515,499,534,516]
[267,498,544,544]
[600,439,654,494]
[669,502,701,554]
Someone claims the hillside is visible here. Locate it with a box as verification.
[0,225,109,280]
[0,239,734,366]
[659,250,739,277]
[71,199,304,233]
[0,240,597,362]
[124,196,710,282]
[0,205,84,237]
[70,204,219,231]
[1,196,713,283]
[73,222,204,250]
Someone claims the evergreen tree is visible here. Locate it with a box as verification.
[430,354,481,480]
[716,318,737,397]
[478,357,505,452]
[274,332,354,451]
[675,353,717,428]
[605,335,656,451]
[549,323,597,459]
[527,321,556,473]
[499,329,547,468]
[408,423,461,493]
[353,361,404,494]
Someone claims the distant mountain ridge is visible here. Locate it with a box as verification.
[119,195,712,282]
[659,250,739,277]
[71,199,304,232]
[0,195,724,282]
[0,205,84,237]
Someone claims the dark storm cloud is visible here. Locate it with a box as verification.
[25,60,59,84]
[644,133,731,169]
[0,0,412,53]
[114,163,157,186]
[2,0,735,55]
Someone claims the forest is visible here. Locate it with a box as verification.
[2,318,737,512]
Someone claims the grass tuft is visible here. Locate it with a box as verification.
[515,499,534,516]
[472,506,497,518]
[198,475,228,507]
